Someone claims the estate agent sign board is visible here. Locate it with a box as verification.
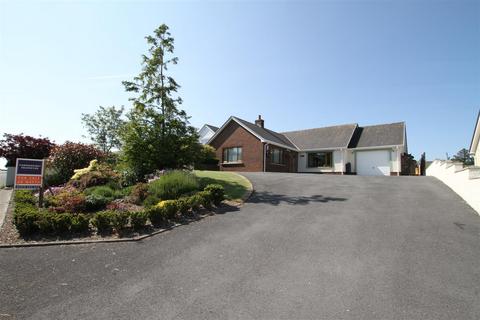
[14,158,45,190]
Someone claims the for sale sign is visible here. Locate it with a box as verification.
[14,158,45,190]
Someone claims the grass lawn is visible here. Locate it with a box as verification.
[194,170,252,201]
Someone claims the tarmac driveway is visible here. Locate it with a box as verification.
[1,173,479,320]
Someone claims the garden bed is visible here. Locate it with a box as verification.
[0,203,230,247]
[0,170,252,247]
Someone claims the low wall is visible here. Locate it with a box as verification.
[0,171,6,188]
[427,160,480,214]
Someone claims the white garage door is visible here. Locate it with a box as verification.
[356,150,391,176]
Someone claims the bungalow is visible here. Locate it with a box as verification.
[207,115,407,176]
[469,110,480,166]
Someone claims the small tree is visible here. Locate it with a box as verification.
[81,106,125,153]
[0,133,55,166]
[121,24,201,179]
[451,148,474,166]
[47,142,105,184]
[194,145,219,170]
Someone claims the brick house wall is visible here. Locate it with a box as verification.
[209,121,264,172]
[265,145,298,173]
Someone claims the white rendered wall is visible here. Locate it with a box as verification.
[427,160,480,215]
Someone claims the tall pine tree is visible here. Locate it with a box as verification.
[121,24,200,179]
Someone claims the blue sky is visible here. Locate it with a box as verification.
[0,0,479,168]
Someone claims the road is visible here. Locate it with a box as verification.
[1,173,479,319]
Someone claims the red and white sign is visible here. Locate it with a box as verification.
[14,158,45,190]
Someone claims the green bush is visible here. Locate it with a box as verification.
[84,185,123,200]
[85,193,110,211]
[111,211,129,234]
[35,212,72,234]
[13,201,90,236]
[177,198,190,215]
[51,213,72,233]
[14,190,37,205]
[130,211,148,230]
[119,185,134,197]
[13,203,39,235]
[143,195,160,208]
[198,190,213,209]
[146,206,166,227]
[91,211,114,233]
[147,171,199,201]
[157,200,178,220]
[71,214,90,233]
[204,184,225,206]
[187,194,202,212]
[35,211,54,234]
[115,161,138,187]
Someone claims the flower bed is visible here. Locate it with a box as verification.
[0,168,227,245]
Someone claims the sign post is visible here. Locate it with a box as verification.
[14,158,45,206]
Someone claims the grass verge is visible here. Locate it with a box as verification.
[194,170,252,201]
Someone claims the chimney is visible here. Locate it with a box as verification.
[255,115,264,128]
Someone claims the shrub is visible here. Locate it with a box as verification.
[51,189,86,213]
[47,141,105,185]
[146,206,166,227]
[71,214,90,233]
[44,166,66,187]
[115,161,138,187]
[143,195,160,208]
[85,193,109,211]
[187,194,202,212]
[0,133,54,167]
[177,198,190,215]
[147,171,199,201]
[111,211,129,234]
[14,202,88,236]
[204,184,225,206]
[34,211,73,234]
[198,190,213,209]
[70,160,120,189]
[13,203,39,235]
[14,190,37,205]
[130,211,148,230]
[129,183,149,204]
[51,213,72,233]
[157,200,178,220]
[35,211,55,234]
[84,185,122,200]
[91,211,114,233]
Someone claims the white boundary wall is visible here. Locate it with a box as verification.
[427,160,480,214]
[0,171,6,188]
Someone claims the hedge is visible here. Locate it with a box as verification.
[204,184,225,206]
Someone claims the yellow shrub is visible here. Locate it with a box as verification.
[71,160,98,180]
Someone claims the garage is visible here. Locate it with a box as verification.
[356,150,391,176]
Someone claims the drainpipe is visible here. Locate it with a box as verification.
[263,143,268,172]
[341,148,345,175]
[397,146,401,176]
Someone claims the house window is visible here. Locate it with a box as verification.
[223,147,242,163]
[270,148,284,165]
[307,152,333,168]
